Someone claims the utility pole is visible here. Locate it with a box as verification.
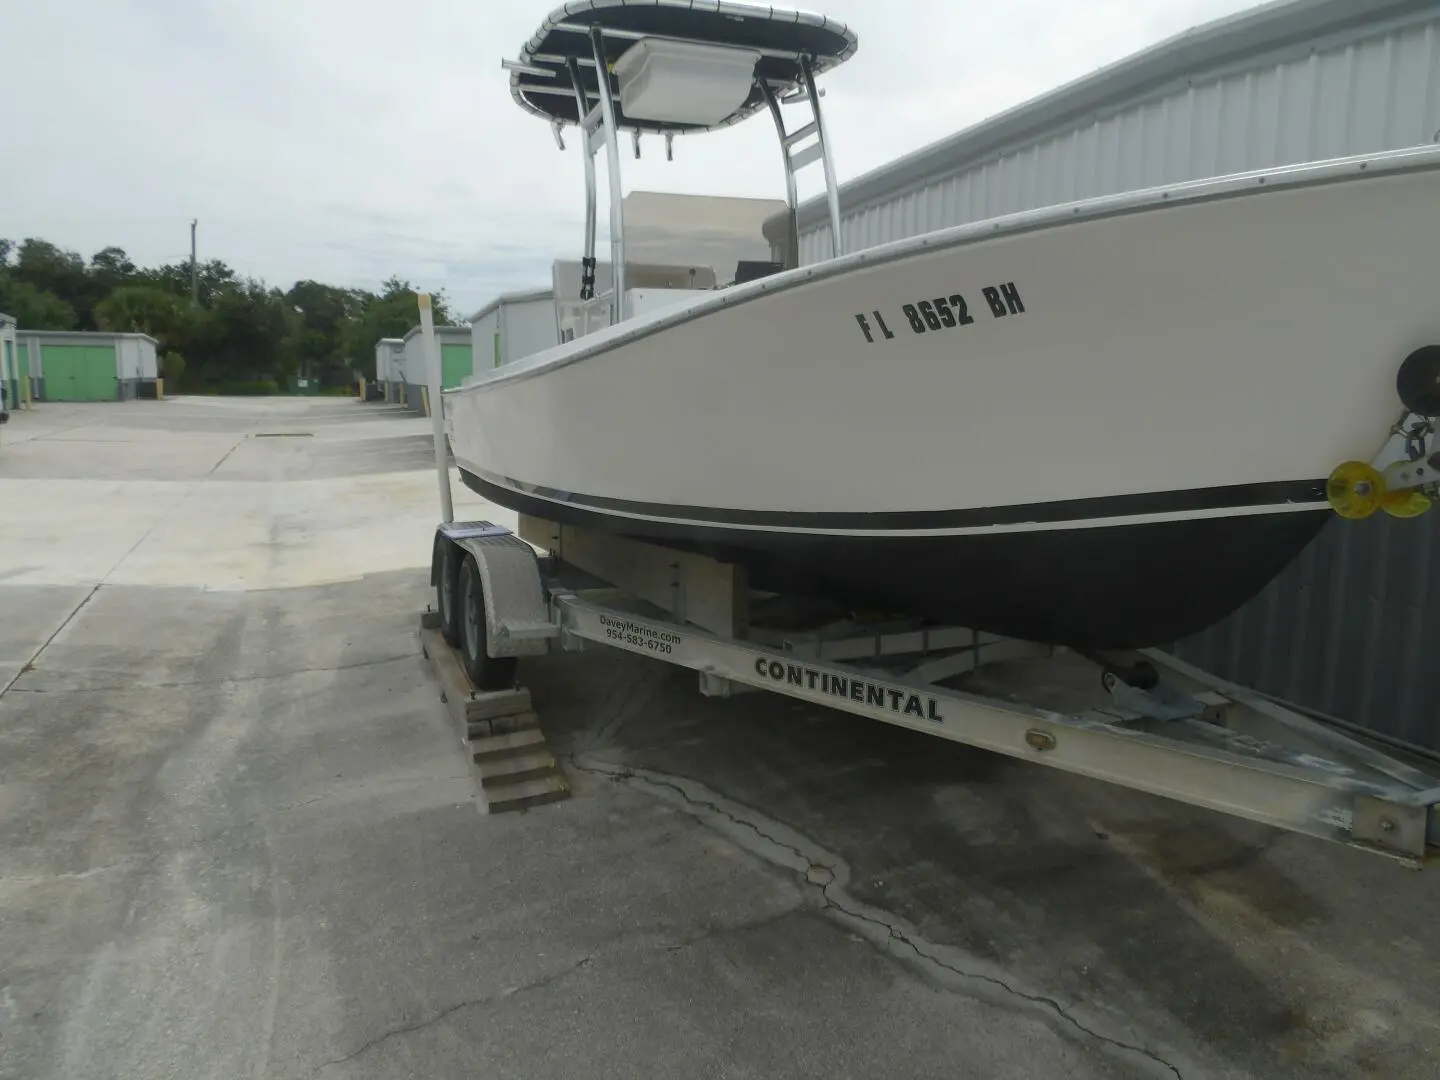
[189,219,198,304]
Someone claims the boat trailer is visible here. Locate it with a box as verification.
[428,513,1440,867]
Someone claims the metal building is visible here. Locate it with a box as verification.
[766,0,1440,263]
[374,338,405,403]
[467,289,557,371]
[401,325,471,415]
[760,0,1440,754]
[0,314,20,412]
[14,330,159,402]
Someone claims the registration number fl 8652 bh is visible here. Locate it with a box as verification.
[854,282,1026,345]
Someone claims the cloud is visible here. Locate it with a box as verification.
[2,0,1260,315]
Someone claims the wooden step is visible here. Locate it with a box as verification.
[471,726,548,758]
[474,749,558,785]
[480,772,572,814]
[418,614,571,815]
[468,710,540,741]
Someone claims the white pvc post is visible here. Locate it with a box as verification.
[418,292,454,523]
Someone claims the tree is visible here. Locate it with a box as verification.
[91,246,137,279]
[340,277,453,380]
[161,351,186,383]
[0,230,455,392]
[0,279,78,330]
[90,247,138,298]
[139,258,237,308]
[95,285,191,354]
[12,239,91,325]
[379,276,453,324]
[193,278,295,384]
[285,279,370,383]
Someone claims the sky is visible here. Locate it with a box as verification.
[5,0,1266,317]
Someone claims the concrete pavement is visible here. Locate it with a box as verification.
[1,397,1437,1080]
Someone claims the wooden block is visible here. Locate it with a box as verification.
[462,687,533,722]
[420,610,441,630]
[518,514,561,550]
[481,774,572,814]
[468,713,542,743]
[474,749,558,784]
[419,624,473,736]
[519,515,747,637]
[418,614,571,815]
[493,710,539,734]
[471,727,548,757]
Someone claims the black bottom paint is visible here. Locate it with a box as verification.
[460,470,1329,650]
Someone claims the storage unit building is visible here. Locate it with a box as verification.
[14,330,158,402]
[0,313,19,412]
[374,338,406,403]
[114,334,159,399]
[761,0,1440,752]
[401,325,472,414]
[467,289,557,371]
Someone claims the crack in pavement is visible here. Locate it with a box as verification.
[0,583,102,699]
[261,773,474,819]
[570,752,1188,1080]
[311,955,594,1072]
[6,652,418,694]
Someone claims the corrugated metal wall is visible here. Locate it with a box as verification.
[797,11,1440,262]
[1172,515,1440,754]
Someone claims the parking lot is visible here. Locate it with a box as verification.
[2,397,1438,1080]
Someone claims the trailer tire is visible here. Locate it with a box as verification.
[434,535,463,648]
[458,553,518,691]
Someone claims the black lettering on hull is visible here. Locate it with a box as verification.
[854,280,1024,343]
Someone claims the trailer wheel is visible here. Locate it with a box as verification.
[433,535,463,648]
[458,553,518,691]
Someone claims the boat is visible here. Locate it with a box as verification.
[444,0,1440,651]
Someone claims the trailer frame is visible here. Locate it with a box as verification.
[429,515,1440,866]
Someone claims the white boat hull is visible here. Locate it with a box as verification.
[446,147,1440,647]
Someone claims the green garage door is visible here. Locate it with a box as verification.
[440,343,473,389]
[42,344,117,401]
